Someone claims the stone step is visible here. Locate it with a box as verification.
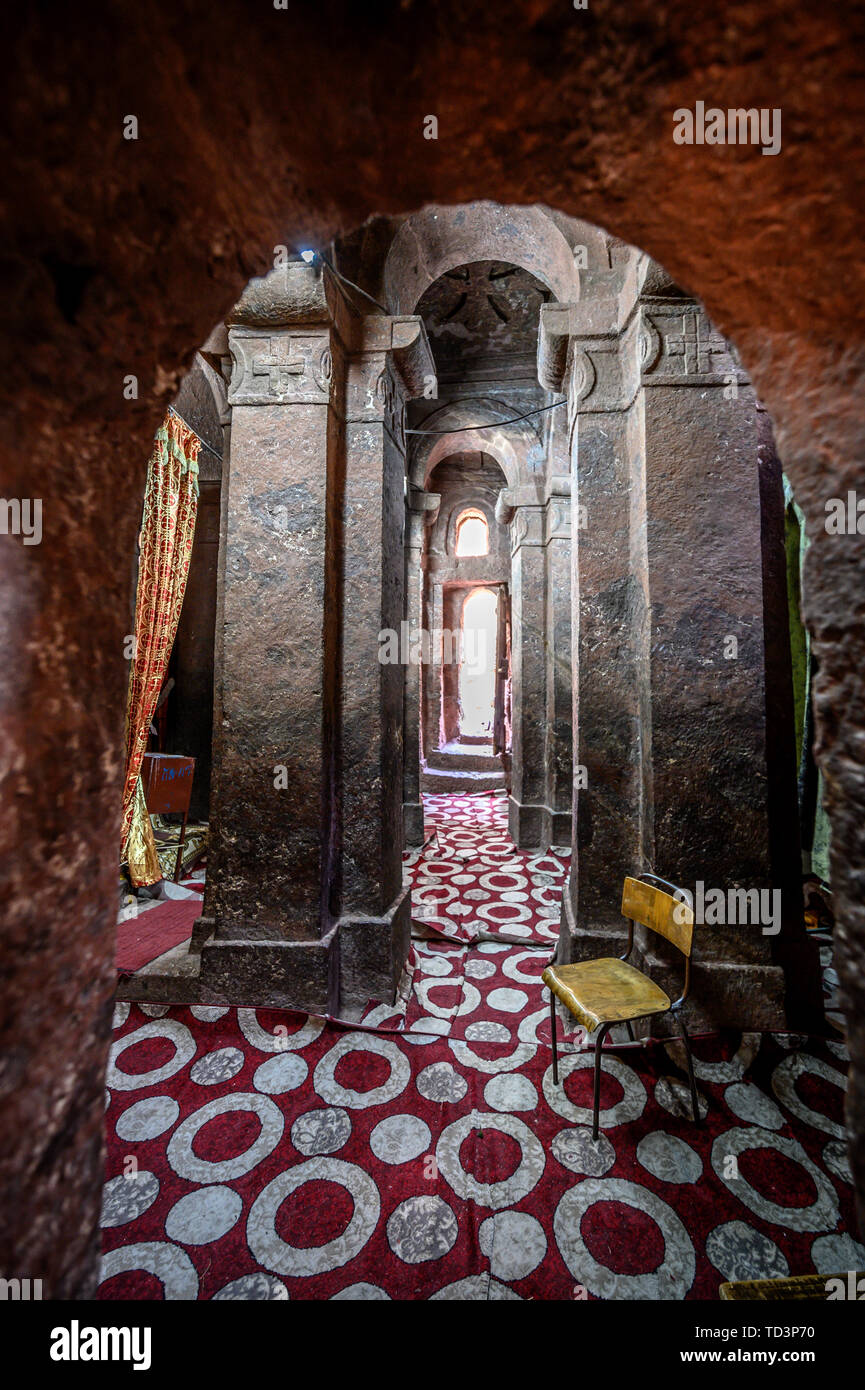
[420,765,506,794]
[426,742,502,773]
[426,752,502,773]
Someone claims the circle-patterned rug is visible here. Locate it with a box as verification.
[100,794,859,1299]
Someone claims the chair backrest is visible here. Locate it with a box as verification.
[621,875,694,957]
[141,753,195,815]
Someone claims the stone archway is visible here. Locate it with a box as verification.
[414,449,511,802]
[2,0,864,1296]
[382,203,585,313]
[409,400,538,493]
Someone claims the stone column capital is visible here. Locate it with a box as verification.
[344,317,437,448]
[537,303,579,393]
[539,302,641,419]
[639,301,749,389]
[508,500,546,553]
[546,474,571,501]
[227,322,335,407]
[495,487,517,526]
[228,261,330,329]
[544,494,571,543]
[346,316,436,399]
[537,297,623,385]
[406,489,440,548]
[505,488,570,544]
[408,486,441,520]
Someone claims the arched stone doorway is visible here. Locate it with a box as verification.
[3,1,863,1297]
[164,204,819,1055]
[416,454,511,802]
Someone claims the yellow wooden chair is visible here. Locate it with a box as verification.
[542,873,700,1139]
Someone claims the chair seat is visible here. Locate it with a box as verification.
[542,958,671,1033]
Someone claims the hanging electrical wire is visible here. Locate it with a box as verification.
[318,251,390,315]
[405,400,565,436]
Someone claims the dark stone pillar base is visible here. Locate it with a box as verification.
[509,797,542,849]
[546,808,571,848]
[557,872,623,961]
[639,948,787,1034]
[339,887,412,1016]
[557,887,629,966]
[189,912,214,954]
[116,969,205,1006]
[198,929,338,1013]
[403,801,425,847]
[509,798,571,850]
[185,890,411,1017]
[773,935,826,1033]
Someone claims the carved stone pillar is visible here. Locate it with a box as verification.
[544,272,820,1032]
[542,298,649,962]
[403,488,439,845]
[503,490,546,847]
[199,264,341,1010]
[199,263,435,1015]
[637,291,820,1029]
[422,572,446,757]
[544,475,573,846]
[500,478,572,850]
[338,315,435,1008]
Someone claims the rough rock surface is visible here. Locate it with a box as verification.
[1,0,864,1294]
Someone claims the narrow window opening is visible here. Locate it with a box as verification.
[455,509,489,557]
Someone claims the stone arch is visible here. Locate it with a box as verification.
[433,470,508,559]
[4,2,865,1298]
[409,399,543,492]
[383,203,588,315]
[423,449,508,567]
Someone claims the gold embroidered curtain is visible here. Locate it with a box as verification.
[121,412,200,885]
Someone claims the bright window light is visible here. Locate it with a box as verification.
[455,509,489,557]
[459,587,498,738]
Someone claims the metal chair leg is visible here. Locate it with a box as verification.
[550,990,558,1085]
[677,1013,702,1126]
[592,1022,611,1140]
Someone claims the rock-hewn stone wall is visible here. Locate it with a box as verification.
[2,0,863,1294]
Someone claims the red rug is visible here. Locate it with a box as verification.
[100,794,860,1300]
[116,899,201,973]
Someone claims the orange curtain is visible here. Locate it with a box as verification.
[121,412,200,883]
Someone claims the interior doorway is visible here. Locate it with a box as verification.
[458,585,499,738]
[456,582,511,757]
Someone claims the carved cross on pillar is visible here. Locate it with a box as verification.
[667,314,727,373]
[251,338,306,394]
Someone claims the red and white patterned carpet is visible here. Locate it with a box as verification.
[100,793,861,1300]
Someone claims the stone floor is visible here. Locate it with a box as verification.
[99,793,861,1300]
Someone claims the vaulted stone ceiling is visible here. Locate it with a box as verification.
[416,260,550,385]
[427,449,508,505]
